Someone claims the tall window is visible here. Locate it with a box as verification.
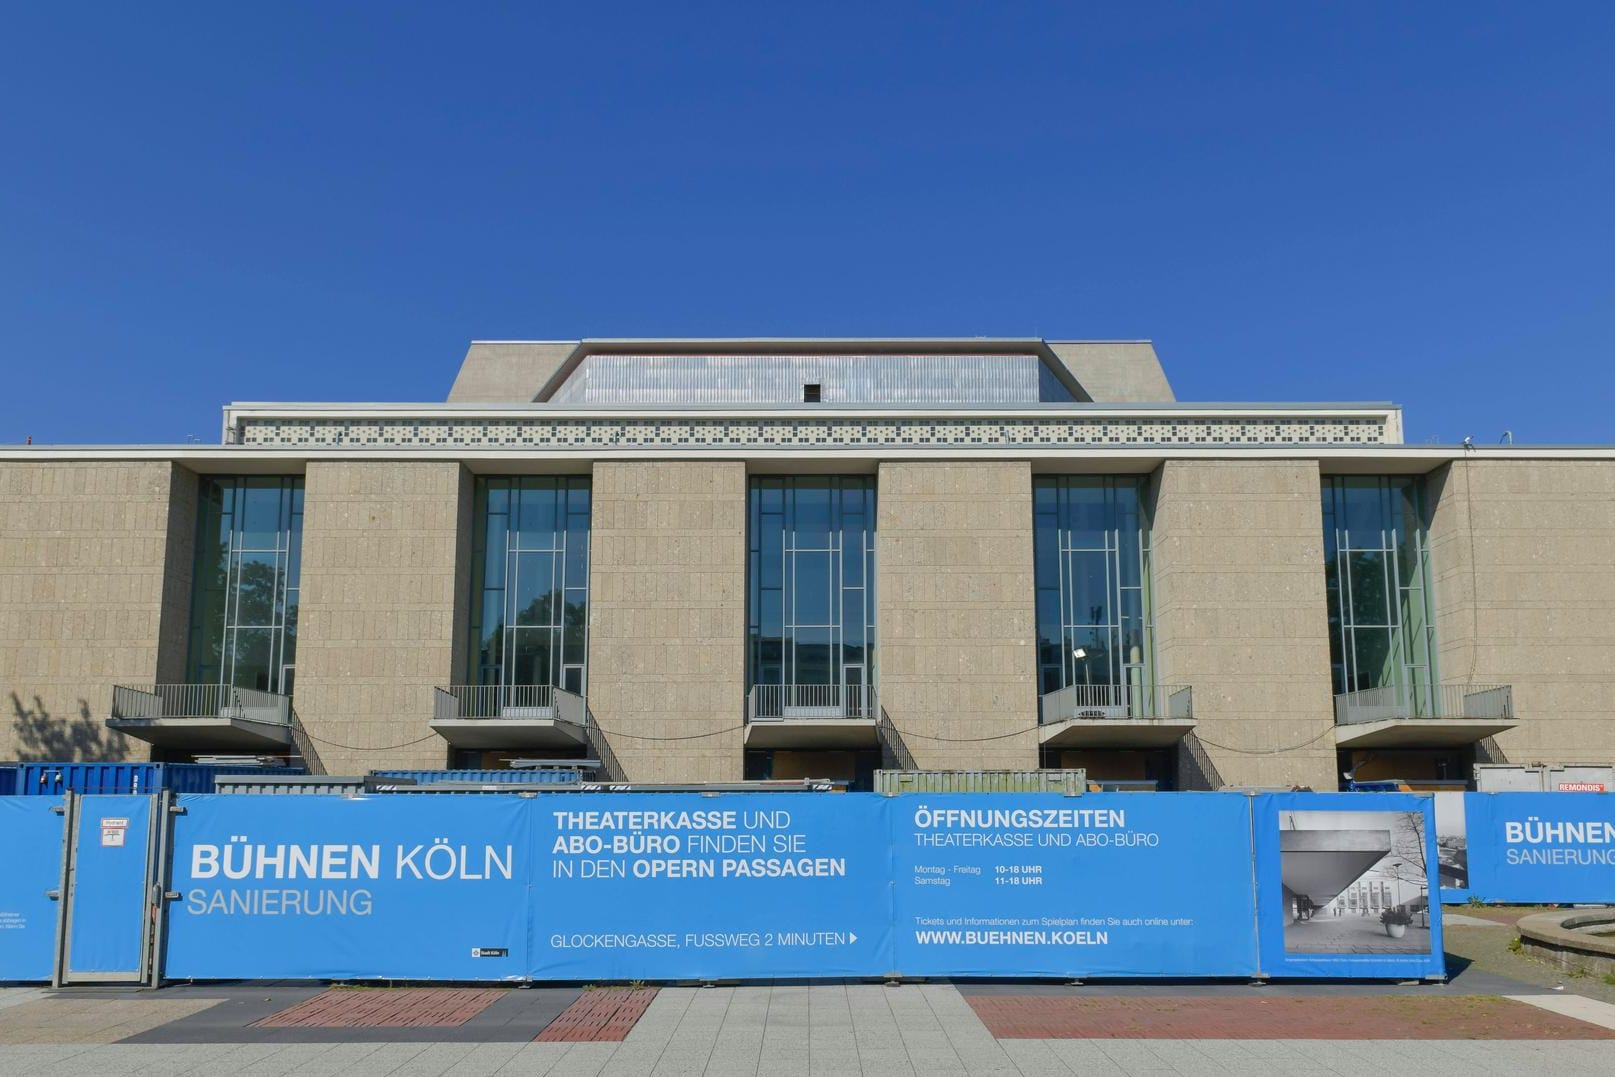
[468,477,591,695]
[187,476,303,695]
[1033,477,1154,699]
[747,477,876,715]
[1322,476,1437,701]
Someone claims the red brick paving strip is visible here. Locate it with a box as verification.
[534,988,658,1042]
[967,995,1615,1040]
[254,988,505,1028]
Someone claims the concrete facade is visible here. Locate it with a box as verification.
[1427,459,1615,765]
[876,461,1040,769]
[4,338,1613,790]
[446,342,576,403]
[1045,342,1175,403]
[586,461,747,782]
[1150,460,1337,790]
[291,461,470,775]
[0,461,193,763]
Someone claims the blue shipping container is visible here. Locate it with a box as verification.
[370,768,581,785]
[15,763,304,796]
[0,764,16,796]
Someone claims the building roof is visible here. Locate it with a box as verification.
[446,338,1176,406]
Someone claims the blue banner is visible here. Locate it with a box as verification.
[530,793,892,980]
[0,797,64,982]
[890,793,1259,978]
[164,794,533,981]
[1252,793,1444,979]
[31,790,1480,983]
[1462,793,1615,904]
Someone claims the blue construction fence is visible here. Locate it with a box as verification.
[10,789,1551,985]
[2,763,304,796]
[1434,791,1615,904]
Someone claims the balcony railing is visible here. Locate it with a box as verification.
[111,684,291,726]
[433,684,557,722]
[1038,684,1194,725]
[1334,683,1513,726]
[747,683,878,722]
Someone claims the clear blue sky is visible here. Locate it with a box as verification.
[3,3,1611,445]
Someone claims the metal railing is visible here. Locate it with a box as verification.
[111,684,291,726]
[1334,683,1513,726]
[433,684,557,722]
[747,683,878,722]
[554,688,626,782]
[1038,684,1193,725]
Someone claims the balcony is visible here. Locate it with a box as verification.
[108,684,293,751]
[1332,683,1517,748]
[430,685,588,750]
[745,683,880,749]
[1038,684,1195,749]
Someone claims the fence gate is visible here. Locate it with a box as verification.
[51,793,166,986]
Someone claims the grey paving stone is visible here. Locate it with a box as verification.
[995,1038,1073,1074]
[803,1065,863,1077]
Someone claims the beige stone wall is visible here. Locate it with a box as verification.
[1427,460,1615,765]
[156,467,198,684]
[1151,460,1336,789]
[447,342,576,403]
[0,461,196,762]
[587,461,746,781]
[292,461,468,774]
[875,461,1039,769]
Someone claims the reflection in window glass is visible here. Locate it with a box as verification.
[1032,477,1154,699]
[187,476,303,695]
[1322,476,1438,704]
[748,477,876,708]
[469,477,591,693]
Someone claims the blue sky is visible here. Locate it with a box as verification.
[2,3,1611,444]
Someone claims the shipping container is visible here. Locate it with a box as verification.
[215,775,367,796]
[0,764,16,796]
[1348,779,1468,793]
[1473,764,1545,792]
[369,768,584,785]
[873,769,1085,795]
[15,762,304,796]
[1544,764,1613,793]
[1475,763,1614,793]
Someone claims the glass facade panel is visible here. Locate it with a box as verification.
[1322,476,1438,704]
[186,476,304,694]
[1031,477,1155,703]
[748,477,877,710]
[468,477,592,692]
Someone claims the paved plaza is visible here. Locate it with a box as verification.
[3,976,1615,1076]
[1283,913,1436,954]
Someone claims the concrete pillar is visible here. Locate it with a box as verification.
[1427,460,1615,764]
[587,461,747,782]
[1151,460,1336,790]
[875,461,1039,769]
[0,461,193,762]
[293,461,470,774]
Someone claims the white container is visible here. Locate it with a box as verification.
[1544,765,1613,793]
[1474,763,1613,793]
[1473,764,1545,792]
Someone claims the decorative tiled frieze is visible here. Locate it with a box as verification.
[231,414,1392,450]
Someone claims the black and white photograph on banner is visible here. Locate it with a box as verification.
[1279,810,1433,954]
[1433,792,1469,893]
